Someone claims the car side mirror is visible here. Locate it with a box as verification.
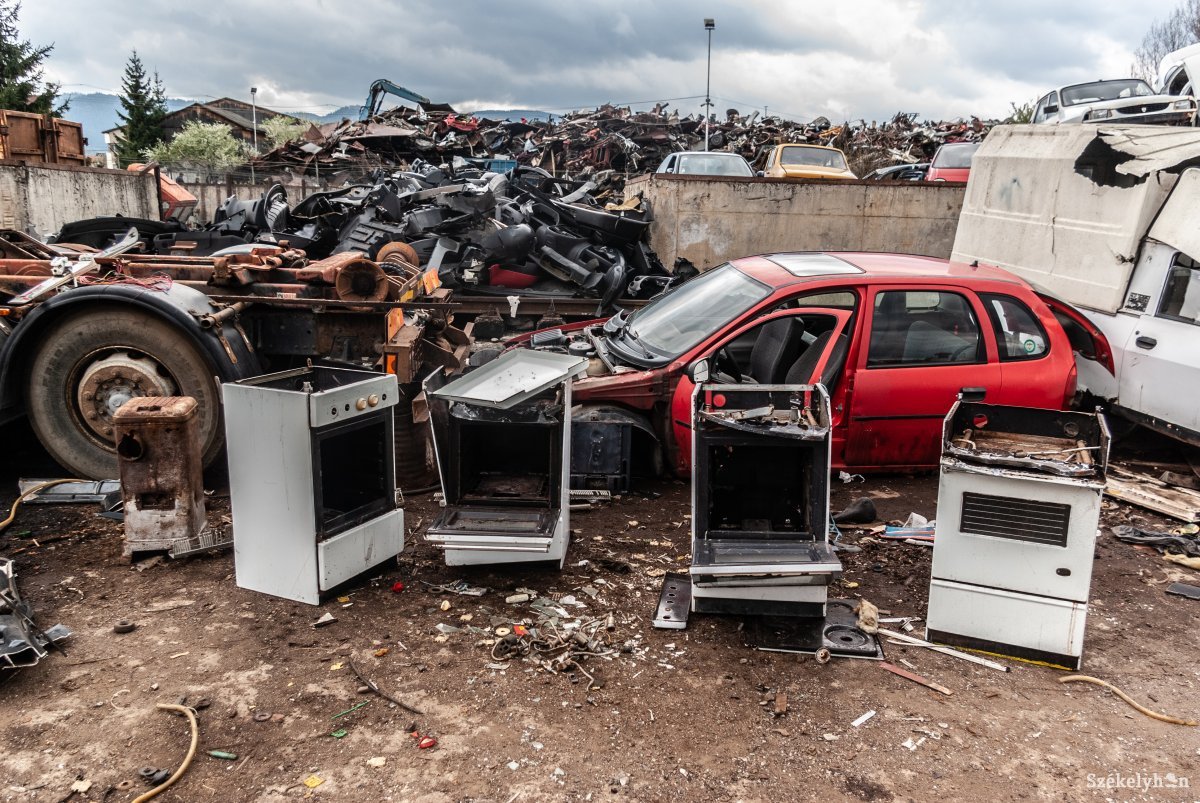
[689,359,710,383]
[1045,104,1058,114]
[665,167,675,174]
[756,171,764,177]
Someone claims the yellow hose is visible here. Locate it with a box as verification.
[132,704,200,803]
[1059,674,1197,726]
[0,479,87,533]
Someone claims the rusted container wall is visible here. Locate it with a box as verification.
[0,160,157,235]
[0,110,87,165]
[630,174,966,270]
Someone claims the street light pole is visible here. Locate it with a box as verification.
[704,18,714,151]
[250,86,258,185]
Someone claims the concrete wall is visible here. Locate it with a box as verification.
[0,160,157,236]
[181,177,327,223]
[629,174,966,269]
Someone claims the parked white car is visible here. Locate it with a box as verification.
[1031,78,1195,125]
[655,151,755,177]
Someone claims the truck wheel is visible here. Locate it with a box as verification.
[25,309,223,480]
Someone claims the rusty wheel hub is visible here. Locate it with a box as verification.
[76,352,176,440]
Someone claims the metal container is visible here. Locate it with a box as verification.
[113,396,206,556]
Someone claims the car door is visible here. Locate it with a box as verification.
[843,286,1001,469]
[1119,251,1200,436]
[668,308,853,474]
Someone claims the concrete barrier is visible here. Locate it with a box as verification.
[0,160,156,236]
[628,174,966,269]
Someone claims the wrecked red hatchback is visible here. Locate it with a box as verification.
[512,252,1111,477]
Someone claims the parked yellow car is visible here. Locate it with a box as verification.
[762,144,857,180]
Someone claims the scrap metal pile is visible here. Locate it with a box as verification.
[255,102,994,186]
[53,162,681,309]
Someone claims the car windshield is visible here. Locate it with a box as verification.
[675,153,754,177]
[1060,79,1154,106]
[780,146,847,170]
[931,143,979,168]
[622,263,771,358]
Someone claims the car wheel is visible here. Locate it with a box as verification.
[25,309,223,479]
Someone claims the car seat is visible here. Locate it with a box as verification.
[747,317,806,383]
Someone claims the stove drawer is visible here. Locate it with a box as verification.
[426,506,558,552]
[317,509,405,591]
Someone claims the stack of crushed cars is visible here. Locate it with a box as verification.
[252,102,996,190]
[52,162,685,310]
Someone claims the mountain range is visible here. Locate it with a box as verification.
[63,92,552,153]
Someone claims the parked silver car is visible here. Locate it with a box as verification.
[1032,78,1195,125]
[656,151,755,177]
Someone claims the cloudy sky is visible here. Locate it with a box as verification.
[19,0,1184,122]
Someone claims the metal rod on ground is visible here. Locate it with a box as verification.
[877,628,1009,672]
[348,659,424,715]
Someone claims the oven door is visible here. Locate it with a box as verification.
[311,413,395,540]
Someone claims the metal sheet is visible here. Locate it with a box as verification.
[430,350,587,409]
[1148,168,1200,260]
[653,573,691,629]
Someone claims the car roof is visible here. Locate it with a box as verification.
[777,143,844,153]
[674,151,748,159]
[729,252,1027,288]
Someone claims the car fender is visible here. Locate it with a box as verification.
[571,402,658,439]
[0,284,261,417]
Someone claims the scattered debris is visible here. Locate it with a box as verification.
[1058,675,1197,726]
[1106,467,1200,522]
[1110,524,1200,557]
[880,661,953,696]
[207,751,237,761]
[0,558,71,670]
[1165,582,1200,600]
[851,710,877,727]
[833,497,877,524]
[877,628,1008,672]
[312,613,338,628]
[112,619,136,634]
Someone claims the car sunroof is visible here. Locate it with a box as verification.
[766,253,864,277]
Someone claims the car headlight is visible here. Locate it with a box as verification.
[1089,109,1113,120]
[1174,99,1194,110]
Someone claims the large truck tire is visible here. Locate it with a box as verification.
[25,308,223,480]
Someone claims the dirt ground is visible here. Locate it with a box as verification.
[1,420,1198,803]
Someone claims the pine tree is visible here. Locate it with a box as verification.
[114,51,167,165]
[0,0,65,115]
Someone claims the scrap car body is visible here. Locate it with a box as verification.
[514,252,1107,476]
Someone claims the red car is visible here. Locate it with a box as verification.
[517,252,1112,475]
[925,142,980,183]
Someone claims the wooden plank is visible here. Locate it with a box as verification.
[880,661,953,696]
[1106,468,1200,522]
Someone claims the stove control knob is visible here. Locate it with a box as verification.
[367,394,379,407]
[355,397,367,411]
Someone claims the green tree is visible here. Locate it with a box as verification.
[1005,100,1035,124]
[1133,0,1200,81]
[144,120,246,179]
[260,114,308,148]
[0,0,65,115]
[113,51,167,166]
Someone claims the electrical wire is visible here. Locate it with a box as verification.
[1059,675,1197,726]
[132,704,200,802]
[0,480,86,534]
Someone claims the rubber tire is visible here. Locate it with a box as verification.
[25,308,223,480]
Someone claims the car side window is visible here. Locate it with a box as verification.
[1033,94,1048,123]
[867,290,983,367]
[981,293,1049,360]
[1158,252,1200,324]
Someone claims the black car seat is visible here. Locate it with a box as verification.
[748,317,806,383]
[868,292,911,364]
[784,331,849,389]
